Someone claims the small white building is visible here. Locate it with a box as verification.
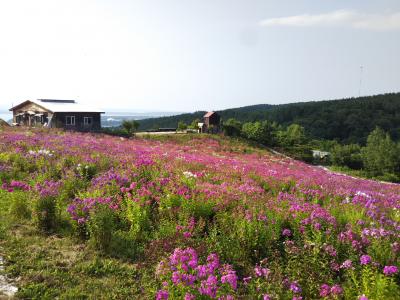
[197,122,206,133]
[312,150,330,159]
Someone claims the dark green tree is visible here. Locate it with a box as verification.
[361,127,398,176]
[280,124,307,146]
[122,120,140,136]
[241,121,277,145]
[331,144,363,169]
[177,121,188,131]
[222,118,242,137]
[189,119,201,130]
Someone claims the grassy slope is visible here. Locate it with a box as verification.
[0,134,257,300]
[1,131,399,299]
[0,188,153,299]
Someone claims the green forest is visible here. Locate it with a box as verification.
[138,93,400,144]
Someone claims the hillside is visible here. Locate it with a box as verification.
[0,118,10,127]
[138,93,400,144]
[0,129,399,298]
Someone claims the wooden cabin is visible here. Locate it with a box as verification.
[203,111,220,133]
[9,99,104,131]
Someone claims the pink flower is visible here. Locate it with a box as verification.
[330,284,343,295]
[183,231,192,238]
[156,289,169,300]
[290,281,302,293]
[254,266,270,278]
[282,228,292,237]
[243,276,252,285]
[340,259,353,269]
[199,275,218,298]
[383,265,398,276]
[221,269,238,290]
[184,293,195,300]
[360,255,372,265]
[319,284,330,297]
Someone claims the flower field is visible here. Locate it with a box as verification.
[0,128,399,299]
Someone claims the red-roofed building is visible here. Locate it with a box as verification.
[202,111,220,133]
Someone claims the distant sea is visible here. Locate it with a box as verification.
[102,111,183,127]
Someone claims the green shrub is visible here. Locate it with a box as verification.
[126,200,152,240]
[76,164,97,180]
[59,177,88,203]
[34,196,57,232]
[223,118,242,137]
[331,143,363,169]
[375,172,400,183]
[343,266,400,299]
[88,205,118,251]
[9,191,31,220]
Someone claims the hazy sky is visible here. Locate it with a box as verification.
[0,0,399,112]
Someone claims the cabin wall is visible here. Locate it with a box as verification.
[209,114,220,126]
[204,114,221,127]
[52,112,101,131]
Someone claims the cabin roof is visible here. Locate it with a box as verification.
[9,99,105,113]
[204,111,217,118]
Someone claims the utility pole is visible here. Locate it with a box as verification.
[358,66,363,97]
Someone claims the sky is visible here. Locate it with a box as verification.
[0,0,399,112]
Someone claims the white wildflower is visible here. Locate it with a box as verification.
[183,171,197,178]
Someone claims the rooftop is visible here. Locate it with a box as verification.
[10,99,104,113]
[204,111,216,118]
[37,99,76,103]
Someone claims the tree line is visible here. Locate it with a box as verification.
[330,127,400,182]
[138,93,400,144]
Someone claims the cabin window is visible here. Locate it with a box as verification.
[66,116,75,125]
[84,117,93,126]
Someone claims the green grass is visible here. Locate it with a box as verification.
[1,225,153,299]
[328,165,400,183]
[0,192,154,299]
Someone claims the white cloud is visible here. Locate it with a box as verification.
[259,10,400,31]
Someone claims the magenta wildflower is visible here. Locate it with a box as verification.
[171,271,181,285]
[290,281,302,294]
[199,274,218,298]
[330,284,343,295]
[196,265,208,278]
[383,265,398,276]
[156,289,169,300]
[360,255,372,265]
[282,228,292,237]
[206,253,220,274]
[183,231,192,238]
[243,276,252,285]
[341,259,353,269]
[319,284,330,297]
[220,268,238,290]
[184,293,195,300]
